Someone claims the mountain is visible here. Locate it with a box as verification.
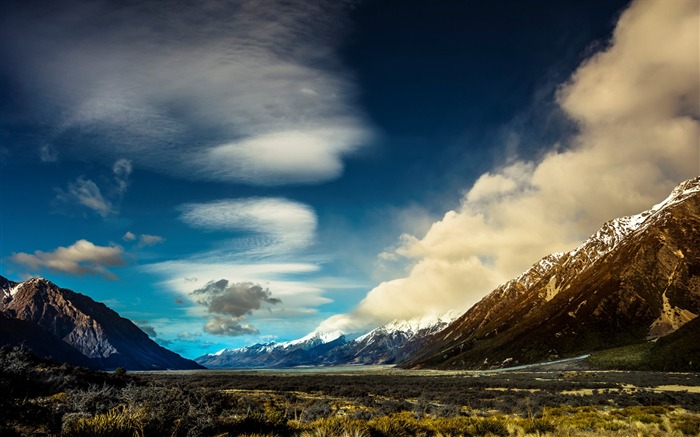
[401,177,700,370]
[197,330,348,368]
[0,312,96,368]
[0,276,203,370]
[333,314,455,365]
[196,313,454,368]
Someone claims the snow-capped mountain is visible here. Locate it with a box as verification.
[196,313,456,368]
[196,330,349,368]
[402,177,700,370]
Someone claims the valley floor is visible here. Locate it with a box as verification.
[2,348,699,436]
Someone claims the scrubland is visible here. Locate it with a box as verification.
[2,347,698,436]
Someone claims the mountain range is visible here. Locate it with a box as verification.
[0,276,202,370]
[401,176,700,369]
[196,313,454,368]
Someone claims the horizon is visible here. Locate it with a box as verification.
[2,0,698,359]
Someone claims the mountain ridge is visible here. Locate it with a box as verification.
[196,312,455,368]
[400,177,700,369]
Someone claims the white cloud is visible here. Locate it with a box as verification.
[3,0,372,185]
[138,234,165,247]
[11,239,125,280]
[55,177,113,217]
[319,0,700,333]
[122,231,137,241]
[180,197,317,256]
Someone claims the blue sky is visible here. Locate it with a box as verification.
[2,0,698,359]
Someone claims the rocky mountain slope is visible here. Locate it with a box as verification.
[196,313,454,368]
[401,177,700,369]
[0,276,203,370]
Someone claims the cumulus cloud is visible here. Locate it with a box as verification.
[192,279,282,317]
[122,231,137,241]
[180,197,317,256]
[1,0,372,185]
[55,177,113,217]
[11,239,125,280]
[191,279,281,336]
[319,0,700,332]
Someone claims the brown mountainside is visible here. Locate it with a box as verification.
[1,277,203,370]
[402,177,700,370]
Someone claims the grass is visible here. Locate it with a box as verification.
[587,343,653,370]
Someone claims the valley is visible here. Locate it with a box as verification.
[2,346,699,436]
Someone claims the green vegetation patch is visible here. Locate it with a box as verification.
[588,342,653,370]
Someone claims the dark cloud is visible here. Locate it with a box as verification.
[133,320,157,338]
[204,316,259,336]
[193,279,281,317]
[192,279,281,337]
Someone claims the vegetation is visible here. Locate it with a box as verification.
[2,346,699,436]
[588,319,700,372]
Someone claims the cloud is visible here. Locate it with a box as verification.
[39,144,58,162]
[138,234,165,247]
[55,177,113,217]
[319,0,700,332]
[192,279,282,318]
[112,158,132,196]
[11,239,125,280]
[204,316,259,337]
[1,0,372,186]
[123,231,165,247]
[180,197,317,256]
[190,279,281,337]
[54,158,132,217]
[133,320,157,338]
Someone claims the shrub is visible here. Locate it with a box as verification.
[472,418,508,436]
[368,412,422,437]
[301,401,333,422]
[674,415,700,435]
[62,406,144,437]
[523,418,556,434]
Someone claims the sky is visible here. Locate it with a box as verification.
[1,0,698,359]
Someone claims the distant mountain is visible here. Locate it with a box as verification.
[401,177,700,370]
[196,314,454,368]
[0,276,203,370]
[333,314,455,365]
[197,330,348,368]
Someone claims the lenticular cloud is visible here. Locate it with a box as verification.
[1,0,372,185]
